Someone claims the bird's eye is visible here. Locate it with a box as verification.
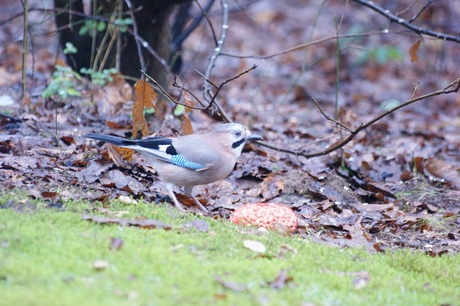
[234,130,242,137]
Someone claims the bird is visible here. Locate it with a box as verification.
[85,123,262,211]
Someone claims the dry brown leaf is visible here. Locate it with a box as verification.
[107,143,133,166]
[183,91,194,114]
[41,191,59,199]
[261,174,284,200]
[133,80,157,138]
[21,94,31,107]
[409,39,422,63]
[154,99,168,122]
[270,269,295,289]
[181,114,193,135]
[94,81,131,120]
[425,158,460,190]
[215,276,247,292]
[60,136,75,145]
[109,237,124,250]
[179,91,195,135]
[105,120,125,129]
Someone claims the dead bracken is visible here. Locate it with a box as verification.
[230,203,298,233]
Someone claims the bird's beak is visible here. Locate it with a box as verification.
[246,134,263,142]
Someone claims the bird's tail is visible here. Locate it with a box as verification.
[85,133,136,146]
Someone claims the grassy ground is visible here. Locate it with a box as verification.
[1,191,459,306]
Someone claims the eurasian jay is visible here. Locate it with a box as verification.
[85,123,262,211]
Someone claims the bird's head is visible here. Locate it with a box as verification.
[213,123,262,156]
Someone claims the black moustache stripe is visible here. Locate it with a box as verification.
[232,138,246,149]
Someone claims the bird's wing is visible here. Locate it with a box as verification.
[85,133,210,171]
[170,134,221,171]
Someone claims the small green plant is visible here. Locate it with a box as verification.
[42,65,82,100]
[42,43,82,100]
[355,46,404,65]
[114,18,133,32]
[63,42,77,55]
[80,67,117,86]
[79,19,106,36]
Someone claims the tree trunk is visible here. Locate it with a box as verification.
[54,0,191,86]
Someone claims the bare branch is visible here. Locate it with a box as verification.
[408,0,438,23]
[142,71,206,111]
[258,77,460,158]
[124,0,146,74]
[221,31,389,60]
[203,64,257,113]
[141,66,257,114]
[350,0,460,43]
[21,0,29,99]
[193,0,218,45]
[203,0,229,101]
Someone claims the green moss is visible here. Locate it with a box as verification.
[0,193,459,306]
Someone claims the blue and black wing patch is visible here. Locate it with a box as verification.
[170,154,206,170]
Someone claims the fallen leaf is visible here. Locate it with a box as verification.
[243,239,266,253]
[184,219,209,232]
[260,174,284,200]
[215,275,247,292]
[110,237,124,250]
[93,259,109,270]
[60,135,75,145]
[82,215,172,230]
[269,269,295,289]
[352,271,370,290]
[118,195,138,205]
[41,191,58,199]
[425,158,460,190]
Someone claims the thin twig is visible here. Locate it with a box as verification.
[311,97,351,132]
[194,70,219,90]
[172,0,216,52]
[200,0,231,122]
[221,31,388,60]
[21,0,29,99]
[408,0,438,23]
[193,0,218,45]
[350,0,460,43]
[410,81,420,99]
[141,64,257,113]
[258,77,460,158]
[203,0,229,98]
[201,64,257,111]
[124,0,146,75]
[142,70,212,111]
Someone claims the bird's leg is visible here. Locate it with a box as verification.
[184,186,208,212]
[165,183,185,210]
